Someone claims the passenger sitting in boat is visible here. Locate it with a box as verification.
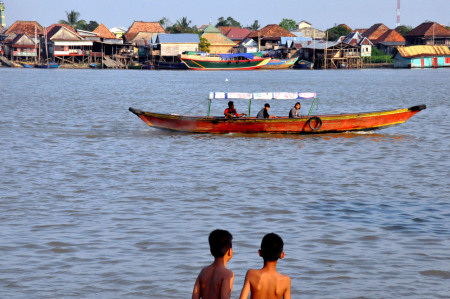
[289,102,301,118]
[257,103,277,119]
[224,101,246,118]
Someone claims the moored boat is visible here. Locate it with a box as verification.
[129,92,426,134]
[127,62,143,69]
[294,59,314,69]
[261,57,298,69]
[180,53,270,70]
[20,62,35,68]
[36,62,59,68]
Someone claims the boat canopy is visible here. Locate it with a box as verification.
[218,53,255,60]
[209,92,317,100]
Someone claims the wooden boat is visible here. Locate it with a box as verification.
[36,62,59,68]
[261,57,298,69]
[294,59,314,69]
[20,62,35,68]
[155,60,188,70]
[127,62,142,69]
[142,64,154,69]
[180,53,270,70]
[129,92,426,134]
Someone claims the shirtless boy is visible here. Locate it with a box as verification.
[239,233,291,299]
[192,229,235,299]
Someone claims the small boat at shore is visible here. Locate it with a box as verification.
[20,62,35,68]
[180,53,270,70]
[129,92,426,134]
[35,62,59,68]
[261,57,298,69]
[294,59,314,69]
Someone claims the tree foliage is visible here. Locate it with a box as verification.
[59,10,85,29]
[216,17,241,28]
[395,25,413,37]
[279,18,296,31]
[199,37,210,53]
[59,10,98,31]
[159,17,172,30]
[326,25,352,41]
[166,17,196,33]
[246,20,260,30]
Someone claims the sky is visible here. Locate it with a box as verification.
[4,0,450,30]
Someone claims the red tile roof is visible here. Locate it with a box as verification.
[376,29,405,43]
[93,23,117,39]
[217,26,235,35]
[248,24,296,39]
[5,20,44,36]
[354,28,367,35]
[124,21,165,42]
[405,22,450,37]
[362,23,390,41]
[225,28,251,40]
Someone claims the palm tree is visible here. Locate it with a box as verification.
[247,20,260,30]
[59,10,85,30]
[175,17,192,33]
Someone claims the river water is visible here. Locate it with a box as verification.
[0,67,449,298]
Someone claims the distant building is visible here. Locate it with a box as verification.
[339,32,373,57]
[201,25,235,53]
[45,24,92,64]
[2,33,37,62]
[404,22,450,46]
[393,45,450,68]
[375,29,405,55]
[292,21,325,40]
[218,26,251,43]
[124,21,165,44]
[294,40,363,69]
[156,33,200,56]
[5,20,44,36]
[109,26,127,39]
[362,23,405,54]
[247,24,296,51]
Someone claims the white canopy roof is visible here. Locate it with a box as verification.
[209,92,317,100]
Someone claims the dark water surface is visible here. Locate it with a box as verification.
[0,68,449,298]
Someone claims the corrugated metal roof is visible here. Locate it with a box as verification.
[157,33,200,43]
[398,45,450,58]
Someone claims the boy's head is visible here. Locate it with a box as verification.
[259,233,284,262]
[209,229,233,258]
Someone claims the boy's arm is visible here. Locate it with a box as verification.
[220,271,235,299]
[239,271,251,299]
[192,276,201,299]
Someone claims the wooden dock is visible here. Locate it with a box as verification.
[0,56,15,67]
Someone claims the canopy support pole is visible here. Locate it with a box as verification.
[207,98,212,117]
[308,97,319,116]
[248,99,252,117]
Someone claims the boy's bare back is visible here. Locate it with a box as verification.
[239,267,291,299]
[193,263,234,299]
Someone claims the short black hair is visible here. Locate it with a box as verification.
[264,103,270,108]
[260,233,284,261]
[209,229,233,258]
[228,101,234,108]
[295,102,301,106]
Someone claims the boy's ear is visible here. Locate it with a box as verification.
[280,252,285,259]
[258,249,262,257]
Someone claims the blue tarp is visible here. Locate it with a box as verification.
[218,53,255,60]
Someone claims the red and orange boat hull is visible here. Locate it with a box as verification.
[129,105,426,134]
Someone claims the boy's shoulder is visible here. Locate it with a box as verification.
[199,263,234,279]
